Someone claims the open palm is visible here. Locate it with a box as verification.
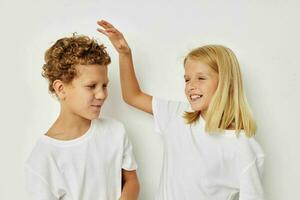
[97,20,130,54]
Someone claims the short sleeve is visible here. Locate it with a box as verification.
[122,133,138,171]
[239,156,265,200]
[25,165,60,200]
[152,97,189,133]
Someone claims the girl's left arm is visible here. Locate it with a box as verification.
[240,156,265,200]
[120,169,140,200]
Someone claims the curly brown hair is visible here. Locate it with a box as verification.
[42,34,111,94]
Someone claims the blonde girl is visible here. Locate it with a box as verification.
[97,20,265,200]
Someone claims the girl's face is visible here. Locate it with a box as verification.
[184,58,219,119]
[63,64,109,120]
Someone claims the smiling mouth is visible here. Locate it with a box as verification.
[91,105,101,108]
[190,94,203,101]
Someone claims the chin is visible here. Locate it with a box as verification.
[84,112,101,120]
[91,113,101,120]
[189,103,202,111]
[191,106,201,111]
[89,116,99,120]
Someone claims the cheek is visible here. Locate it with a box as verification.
[210,84,218,94]
[103,89,109,100]
[81,91,95,102]
[67,90,80,103]
[184,86,190,98]
[184,86,188,94]
[212,81,219,94]
[200,84,215,99]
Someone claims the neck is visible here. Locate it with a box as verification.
[200,111,236,130]
[200,110,207,120]
[56,112,91,129]
[46,108,92,140]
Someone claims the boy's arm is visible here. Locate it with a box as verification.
[25,165,59,200]
[97,20,153,114]
[120,169,140,200]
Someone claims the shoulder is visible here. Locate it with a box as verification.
[93,117,127,137]
[94,117,125,130]
[25,138,55,172]
[233,133,265,167]
[152,97,191,116]
[237,134,264,156]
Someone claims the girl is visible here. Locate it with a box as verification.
[97,20,265,200]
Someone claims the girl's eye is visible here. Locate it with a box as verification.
[184,79,190,83]
[198,77,205,80]
[103,84,108,88]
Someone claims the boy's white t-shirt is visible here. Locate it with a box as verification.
[152,97,265,200]
[25,117,137,200]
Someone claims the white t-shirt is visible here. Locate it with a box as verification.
[152,97,265,200]
[25,117,137,200]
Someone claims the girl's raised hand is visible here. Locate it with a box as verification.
[97,20,130,54]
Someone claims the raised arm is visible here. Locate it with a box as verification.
[97,20,153,114]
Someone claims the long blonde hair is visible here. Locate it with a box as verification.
[183,45,256,137]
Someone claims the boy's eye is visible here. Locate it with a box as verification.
[103,84,108,88]
[184,79,190,83]
[87,84,96,89]
[198,77,205,80]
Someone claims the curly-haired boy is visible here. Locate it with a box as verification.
[25,35,140,200]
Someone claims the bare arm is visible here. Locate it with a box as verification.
[97,20,153,114]
[120,170,140,200]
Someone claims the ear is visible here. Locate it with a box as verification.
[52,80,67,101]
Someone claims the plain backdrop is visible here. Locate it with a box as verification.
[0,0,299,199]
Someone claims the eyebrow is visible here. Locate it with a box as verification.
[85,80,110,84]
[184,73,208,77]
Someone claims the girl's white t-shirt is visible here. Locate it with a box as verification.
[152,97,265,200]
[25,117,137,200]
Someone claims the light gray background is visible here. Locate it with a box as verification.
[0,0,299,199]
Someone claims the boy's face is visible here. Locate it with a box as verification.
[63,64,109,120]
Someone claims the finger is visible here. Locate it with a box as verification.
[97,28,120,38]
[106,28,118,33]
[96,28,109,36]
[97,20,114,29]
[100,20,114,28]
[97,20,123,36]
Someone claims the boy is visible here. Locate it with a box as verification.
[25,35,139,200]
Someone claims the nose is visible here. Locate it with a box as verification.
[187,80,197,92]
[95,88,107,100]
